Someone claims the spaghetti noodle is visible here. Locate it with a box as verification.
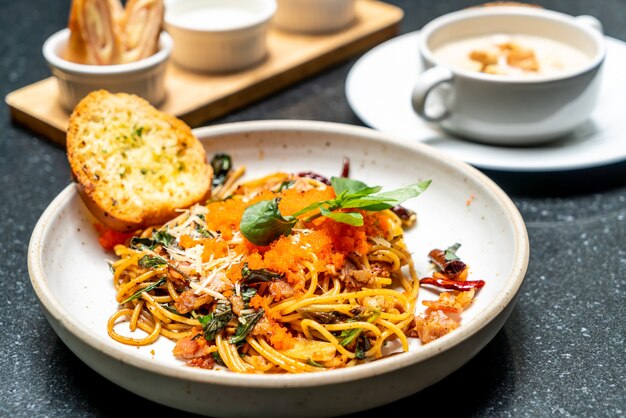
[107,159,433,373]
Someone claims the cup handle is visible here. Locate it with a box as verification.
[411,66,454,122]
[576,15,604,34]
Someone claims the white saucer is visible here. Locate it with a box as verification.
[346,31,626,172]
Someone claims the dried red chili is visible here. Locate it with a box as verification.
[340,156,350,178]
[428,248,467,277]
[420,277,485,291]
[391,205,414,221]
[428,248,448,270]
[296,171,331,185]
[298,157,349,184]
[443,260,467,276]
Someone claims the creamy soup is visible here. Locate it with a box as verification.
[434,34,590,77]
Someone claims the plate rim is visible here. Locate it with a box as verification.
[27,119,530,389]
[345,30,626,172]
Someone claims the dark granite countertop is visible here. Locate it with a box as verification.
[1,0,624,417]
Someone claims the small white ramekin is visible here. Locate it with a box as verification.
[164,0,276,73]
[273,0,356,34]
[42,28,172,113]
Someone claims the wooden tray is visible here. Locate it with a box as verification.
[6,0,403,147]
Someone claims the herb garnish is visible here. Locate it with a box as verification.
[195,214,214,238]
[229,310,264,344]
[210,153,232,188]
[199,299,233,341]
[132,125,144,138]
[444,243,461,262]
[138,254,168,269]
[240,263,284,284]
[307,359,325,368]
[339,309,381,347]
[212,351,226,367]
[240,176,431,246]
[354,334,371,360]
[297,309,351,324]
[240,286,257,303]
[277,180,295,192]
[134,250,191,281]
[130,229,174,250]
[122,277,167,303]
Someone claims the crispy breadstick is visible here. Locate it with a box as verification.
[65,0,89,64]
[109,0,125,27]
[119,0,164,63]
[64,0,163,65]
[70,0,121,64]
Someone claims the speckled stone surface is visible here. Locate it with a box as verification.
[1,0,624,417]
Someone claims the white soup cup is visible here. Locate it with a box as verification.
[411,6,606,146]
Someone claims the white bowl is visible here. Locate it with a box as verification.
[42,28,172,113]
[273,0,356,34]
[164,0,276,73]
[28,120,529,418]
[411,6,606,145]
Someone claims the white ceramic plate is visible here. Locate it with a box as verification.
[346,31,626,172]
[28,120,529,418]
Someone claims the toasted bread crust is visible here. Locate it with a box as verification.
[67,90,212,232]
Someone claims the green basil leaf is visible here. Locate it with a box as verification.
[339,309,380,347]
[195,214,214,238]
[297,308,351,324]
[130,236,157,250]
[137,253,191,281]
[277,180,295,192]
[339,327,363,347]
[444,243,462,261]
[240,198,297,246]
[130,228,175,250]
[331,177,381,196]
[229,310,264,344]
[212,351,226,367]
[138,254,168,269]
[240,263,283,284]
[240,286,257,305]
[367,180,432,205]
[339,181,431,211]
[200,299,233,341]
[355,335,370,360]
[159,304,180,315]
[320,207,364,226]
[307,359,325,368]
[290,200,327,217]
[153,229,175,247]
[339,197,396,211]
[122,277,166,303]
[210,153,233,188]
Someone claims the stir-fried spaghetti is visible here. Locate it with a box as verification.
[105,158,462,373]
